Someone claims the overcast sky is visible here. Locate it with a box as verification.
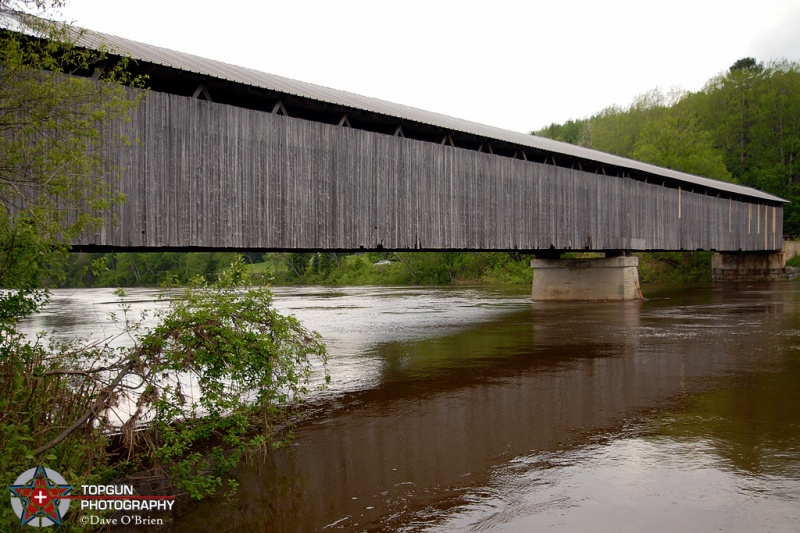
[54,0,800,134]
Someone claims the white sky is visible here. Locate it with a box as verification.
[54,0,800,134]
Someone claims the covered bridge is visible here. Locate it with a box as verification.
[52,26,786,258]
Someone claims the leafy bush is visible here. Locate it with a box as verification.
[1,257,328,529]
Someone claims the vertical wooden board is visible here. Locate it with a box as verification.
[278,114,290,247]
[367,130,380,248]
[373,135,387,248]
[480,153,493,249]
[439,146,449,248]
[382,134,397,247]
[312,122,325,248]
[356,129,370,247]
[340,127,354,247]
[392,134,405,247]
[411,142,424,247]
[201,101,213,247]
[455,149,467,247]
[348,128,361,247]
[176,94,189,246]
[529,163,540,248]
[253,112,266,247]
[489,158,500,247]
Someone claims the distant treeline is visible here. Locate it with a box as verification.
[536,58,800,236]
[50,250,721,288]
[47,252,243,287]
[49,251,535,287]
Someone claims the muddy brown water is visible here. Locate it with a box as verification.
[25,283,800,532]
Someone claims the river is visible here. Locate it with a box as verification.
[23,283,800,532]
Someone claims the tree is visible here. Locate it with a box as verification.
[0,4,329,528]
[0,7,149,525]
[0,2,142,293]
[729,57,763,73]
[699,59,800,232]
[631,107,732,181]
[535,118,587,145]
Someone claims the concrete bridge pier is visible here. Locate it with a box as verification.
[531,253,643,302]
[711,251,787,281]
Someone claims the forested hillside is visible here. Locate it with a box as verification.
[536,58,800,235]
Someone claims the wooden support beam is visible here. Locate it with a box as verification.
[271,101,288,116]
[192,83,213,102]
[338,113,351,127]
[394,125,405,138]
[91,65,106,80]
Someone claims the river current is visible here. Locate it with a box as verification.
[23,283,800,532]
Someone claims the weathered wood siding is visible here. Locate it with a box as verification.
[83,88,783,252]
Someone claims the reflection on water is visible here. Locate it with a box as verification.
[24,283,800,531]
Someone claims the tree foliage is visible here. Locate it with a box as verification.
[0,4,143,293]
[631,106,732,181]
[114,259,327,500]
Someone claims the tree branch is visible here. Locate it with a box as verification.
[31,353,139,457]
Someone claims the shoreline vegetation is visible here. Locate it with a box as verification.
[49,250,731,289]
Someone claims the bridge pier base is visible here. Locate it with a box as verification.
[530,256,643,301]
[712,252,787,282]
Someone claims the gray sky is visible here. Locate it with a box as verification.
[55,0,800,134]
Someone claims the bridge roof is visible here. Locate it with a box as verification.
[62,24,785,204]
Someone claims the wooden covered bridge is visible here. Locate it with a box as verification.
[62,27,790,298]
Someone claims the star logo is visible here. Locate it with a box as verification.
[9,466,72,527]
